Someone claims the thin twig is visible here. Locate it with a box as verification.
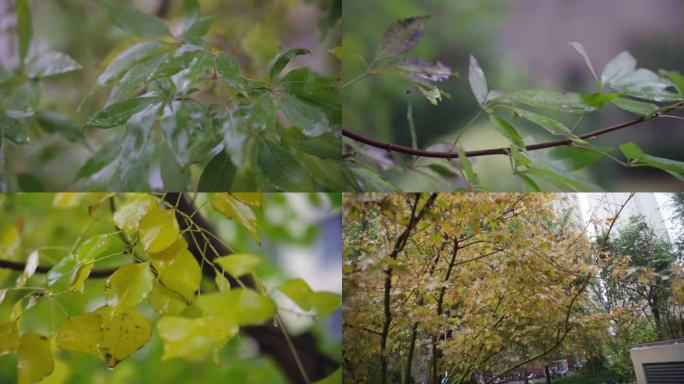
[343,102,684,159]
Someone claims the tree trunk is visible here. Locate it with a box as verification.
[403,322,419,384]
[545,365,552,383]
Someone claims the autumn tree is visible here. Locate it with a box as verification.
[343,193,608,384]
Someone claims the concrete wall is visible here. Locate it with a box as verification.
[630,339,684,384]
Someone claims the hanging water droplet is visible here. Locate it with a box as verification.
[106,366,114,372]
[273,319,279,328]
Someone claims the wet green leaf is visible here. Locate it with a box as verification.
[182,16,214,44]
[17,0,32,64]
[0,112,29,144]
[281,95,330,137]
[257,139,309,191]
[26,52,81,79]
[198,151,236,192]
[96,42,166,87]
[46,255,79,292]
[76,234,111,264]
[611,98,659,117]
[87,97,163,128]
[95,0,171,37]
[270,48,310,80]
[468,56,488,105]
[489,115,524,148]
[148,282,188,316]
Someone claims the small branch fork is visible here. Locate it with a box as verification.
[343,101,684,160]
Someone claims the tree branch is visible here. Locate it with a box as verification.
[343,102,684,160]
[0,258,116,277]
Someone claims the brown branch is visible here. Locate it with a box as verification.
[0,259,116,277]
[343,102,684,159]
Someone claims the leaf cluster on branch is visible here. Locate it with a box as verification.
[0,193,341,384]
[343,16,684,192]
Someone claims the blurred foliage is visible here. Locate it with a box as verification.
[0,192,341,384]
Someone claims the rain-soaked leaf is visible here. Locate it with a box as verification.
[270,48,310,80]
[151,249,201,302]
[26,52,81,79]
[56,313,102,356]
[139,208,180,253]
[106,263,154,313]
[95,306,152,368]
[76,234,111,263]
[468,56,488,105]
[113,194,159,234]
[148,282,188,316]
[18,333,54,384]
[157,316,238,360]
[210,194,260,242]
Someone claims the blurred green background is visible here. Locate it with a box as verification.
[0,193,341,383]
[0,0,339,191]
[343,0,684,191]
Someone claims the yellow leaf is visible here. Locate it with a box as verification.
[196,288,276,326]
[157,316,238,360]
[39,357,69,384]
[139,207,180,253]
[113,194,158,234]
[311,291,342,317]
[96,306,152,368]
[52,193,88,209]
[210,193,259,242]
[152,249,201,302]
[279,278,313,311]
[147,282,188,316]
[55,313,102,356]
[214,272,231,292]
[106,263,154,314]
[0,321,20,356]
[215,253,262,278]
[71,263,93,293]
[18,333,54,384]
[231,193,262,207]
[149,236,187,260]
